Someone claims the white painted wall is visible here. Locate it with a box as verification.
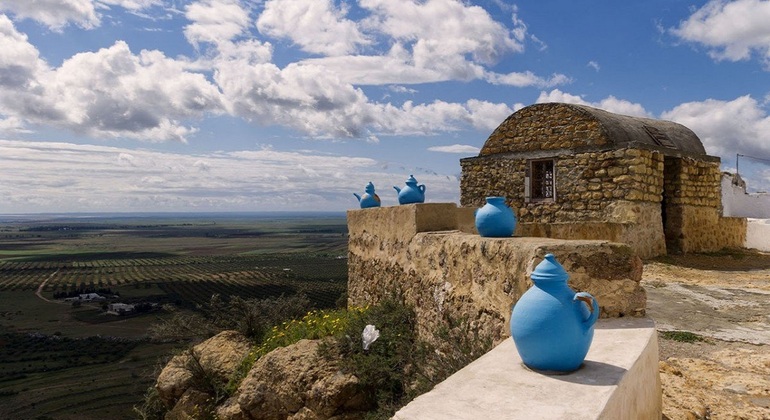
[745,219,770,252]
[722,173,770,252]
[721,173,770,218]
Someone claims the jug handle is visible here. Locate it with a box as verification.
[574,292,599,330]
[419,185,426,193]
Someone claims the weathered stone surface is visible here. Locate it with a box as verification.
[459,104,745,257]
[164,389,212,420]
[156,353,194,407]
[194,330,252,382]
[236,339,370,420]
[348,205,647,351]
[156,330,251,408]
[215,397,249,420]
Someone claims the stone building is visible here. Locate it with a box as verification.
[460,102,745,258]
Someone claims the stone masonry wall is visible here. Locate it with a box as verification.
[461,148,664,224]
[663,157,745,253]
[347,204,646,351]
[664,157,722,208]
[479,103,610,156]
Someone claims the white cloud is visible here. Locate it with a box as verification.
[257,0,370,56]
[0,1,548,143]
[587,61,600,71]
[184,0,251,48]
[357,0,525,81]
[536,89,651,118]
[0,0,160,30]
[428,144,480,154]
[0,139,461,212]
[0,0,99,30]
[671,0,770,66]
[662,95,770,161]
[0,14,225,142]
[486,71,571,88]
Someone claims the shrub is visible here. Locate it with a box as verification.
[148,294,313,342]
[226,306,360,395]
[330,298,419,418]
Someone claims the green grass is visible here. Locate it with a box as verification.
[660,330,709,343]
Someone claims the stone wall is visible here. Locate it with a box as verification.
[667,206,746,254]
[461,147,746,257]
[664,157,721,208]
[347,204,646,350]
[461,147,668,258]
[461,148,664,224]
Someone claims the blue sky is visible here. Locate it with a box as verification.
[1,0,769,213]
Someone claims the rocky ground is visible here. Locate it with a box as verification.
[643,250,770,419]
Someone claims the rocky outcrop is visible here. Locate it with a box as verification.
[155,334,370,420]
[237,339,370,420]
[156,330,252,413]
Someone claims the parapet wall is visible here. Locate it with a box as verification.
[347,204,646,348]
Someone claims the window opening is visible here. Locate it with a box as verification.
[527,159,555,201]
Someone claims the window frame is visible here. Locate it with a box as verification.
[525,158,556,203]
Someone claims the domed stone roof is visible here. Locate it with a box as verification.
[479,103,707,157]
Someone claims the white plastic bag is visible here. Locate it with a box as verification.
[362,324,380,350]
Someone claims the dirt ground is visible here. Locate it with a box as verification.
[643,250,770,419]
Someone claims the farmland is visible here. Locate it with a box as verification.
[0,212,348,419]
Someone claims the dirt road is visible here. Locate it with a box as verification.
[643,251,770,419]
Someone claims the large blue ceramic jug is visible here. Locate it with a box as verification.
[475,196,516,237]
[510,254,599,373]
[393,175,425,204]
[353,182,381,209]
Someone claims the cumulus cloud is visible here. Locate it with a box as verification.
[0,0,99,30]
[0,14,225,142]
[0,0,161,30]
[184,0,251,48]
[0,139,461,212]
[0,0,549,142]
[671,0,770,67]
[428,144,480,154]
[257,0,370,56]
[536,89,651,118]
[662,95,770,161]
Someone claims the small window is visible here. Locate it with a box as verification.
[526,159,555,202]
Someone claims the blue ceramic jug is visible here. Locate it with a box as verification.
[393,175,425,204]
[475,196,516,237]
[353,182,381,209]
[510,254,599,373]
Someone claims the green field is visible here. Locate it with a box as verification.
[0,213,349,419]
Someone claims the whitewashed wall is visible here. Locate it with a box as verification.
[721,173,770,218]
[721,173,770,251]
[745,219,770,252]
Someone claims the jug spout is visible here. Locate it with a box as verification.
[393,186,401,193]
[353,193,362,202]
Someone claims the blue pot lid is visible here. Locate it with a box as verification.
[365,181,375,192]
[531,253,568,282]
[405,174,418,184]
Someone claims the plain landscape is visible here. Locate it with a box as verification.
[0,213,348,420]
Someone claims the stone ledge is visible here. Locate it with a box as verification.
[394,317,660,420]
